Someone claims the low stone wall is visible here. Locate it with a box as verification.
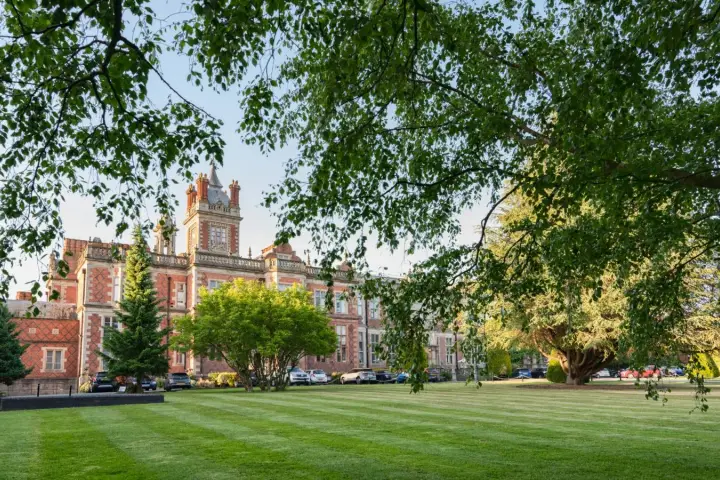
[0,378,77,397]
[0,393,164,411]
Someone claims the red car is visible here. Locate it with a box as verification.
[641,365,662,378]
[620,369,639,379]
[620,366,662,379]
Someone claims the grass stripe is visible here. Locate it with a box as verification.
[27,409,154,479]
[0,411,40,480]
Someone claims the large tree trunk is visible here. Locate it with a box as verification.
[556,348,614,386]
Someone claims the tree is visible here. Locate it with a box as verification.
[0,304,32,386]
[172,279,336,392]
[98,225,169,393]
[4,1,720,391]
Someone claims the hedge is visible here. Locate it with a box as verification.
[688,353,720,379]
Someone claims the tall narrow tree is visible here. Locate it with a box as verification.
[98,226,169,393]
[0,304,32,386]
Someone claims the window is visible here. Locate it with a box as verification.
[314,290,326,309]
[174,351,186,366]
[176,282,186,308]
[112,271,122,302]
[336,325,347,362]
[369,299,380,319]
[277,283,293,292]
[358,338,365,366]
[44,349,63,371]
[102,316,120,339]
[315,355,326,362]
[210,225,228,249]
[370,333,380,364]
[357,294,364,317]
[208,279,224,291]
[335,292,347,314]
[101,317,120,371]
[446,337,454,364]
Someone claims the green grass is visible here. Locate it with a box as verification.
[1,381,718,479]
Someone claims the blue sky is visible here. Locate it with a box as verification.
[8,1,488,296]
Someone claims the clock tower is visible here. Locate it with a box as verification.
[184,166,242,256]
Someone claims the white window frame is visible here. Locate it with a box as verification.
[176,282,186,308]
[335,292,347,314]
[357,293,364,317]
[446,337,454,364]
[112,270,122,302]
[209,225,228,249]
[314,290,326,309]
[358,337,365,366]
[336,325,347,362]
[208,279,224,291]
[370,333,381,364]
[277,283,293,292]
[369,299,380,319]
[42,347,66,372]
[174,351,186,366]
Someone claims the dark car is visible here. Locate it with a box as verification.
[125,377,157,391]
[510,368,532,379]
[375,370,397,383]
[530,367,547,379]
[141,377,157,391]
[92,371,116,392]
[426,368,441,382]
[396,372,409,384]
[165,372,192,390]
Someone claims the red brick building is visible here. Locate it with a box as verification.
[5,167,462,391]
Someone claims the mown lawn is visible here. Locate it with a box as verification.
[1,381,718,479]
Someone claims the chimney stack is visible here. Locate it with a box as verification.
[229,180,240,208]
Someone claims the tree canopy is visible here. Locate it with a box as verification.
[2,1,720,391]
[172,279,336,391]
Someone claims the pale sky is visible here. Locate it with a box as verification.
[7,1,489,296]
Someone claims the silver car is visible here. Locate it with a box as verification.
[288,367,311,386]
[340,368,377,385]
[308,369,329,385]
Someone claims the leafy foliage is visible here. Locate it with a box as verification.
[98,226,170,393]
[688,353,720,380]
[486,348,511,377]
[546,359,567,384]
[0,304,32,386]
[0,0,225,301]
[172,279,336,392]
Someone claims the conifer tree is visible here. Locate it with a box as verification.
[0,303,32,386]
[98,226,169,393]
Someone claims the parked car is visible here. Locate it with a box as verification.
[340,368,377,384]
[141,377,157,391]
[91,371,116,392]
[665,366,684,377]
[125,376,157,391]
[375,370,397,383]
[592,369,612,379]
[426,368,442,382]
[620,368,640,379]
[642,365,662,378]
[165,372,192,390]
[530,367,547,378]
[287,367,311,386]
[307,369,329,385]
[396,372,409,384]
[510,368,532,379]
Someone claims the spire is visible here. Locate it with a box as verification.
[208,165,222,187]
